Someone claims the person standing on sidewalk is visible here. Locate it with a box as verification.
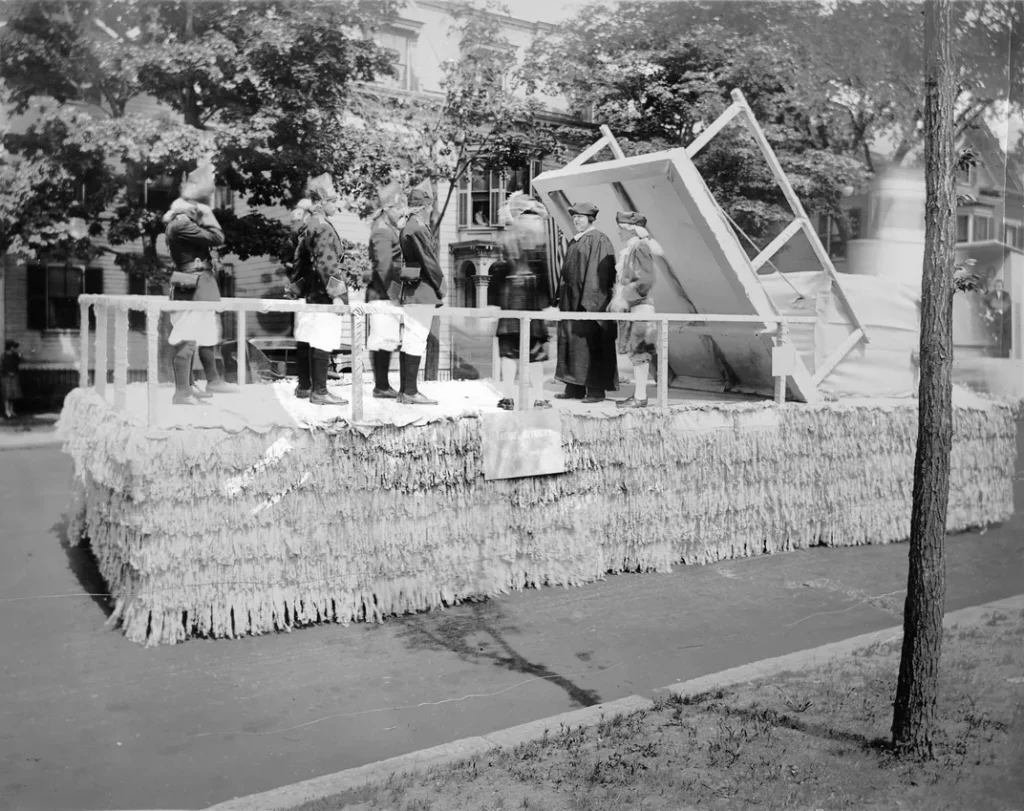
[1,340,23,419]
[296,174,350,407]
[364,183,407,399]
[396,188,447,405]
[554,202,618,403]
[165,166,237,406]
[610,211,660,409]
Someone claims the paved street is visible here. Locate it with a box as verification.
[1,428,1021,811]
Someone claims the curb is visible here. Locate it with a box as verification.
[0,432,62,451]
[203,594,1024,811]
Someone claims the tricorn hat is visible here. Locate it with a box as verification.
[181,163,216,206]
[615,211,647,227]
[306,173,339,203]
[376,180,406,210]
[568,202,599,218]
[408,187,433,208]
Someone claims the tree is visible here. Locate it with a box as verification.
[892,0,956,757]
[356,0,562,236]
[0,0,399,276]
[528,12,868,242]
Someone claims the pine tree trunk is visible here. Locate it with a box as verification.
[891,0,956,757]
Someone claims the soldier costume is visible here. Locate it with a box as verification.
[295,173,349,406]
[364,182,406,398]
[554,201,618,403]
[285,198,314,397]
[395,188,447,405]
[165,164,236,405]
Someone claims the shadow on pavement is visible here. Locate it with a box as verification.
[395,599,603,708]
[51,515,113,618]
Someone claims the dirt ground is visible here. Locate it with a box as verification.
[294,607,1024,811]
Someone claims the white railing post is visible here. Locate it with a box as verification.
[113,306,129,411]
[79,298,90,388]
[236,309,247,386]
[95,303,108,399]
[517,316,530,411]
[350,309,364,421]
[146,303,160,426]
[658,316,670,408]
[775,320,789,406]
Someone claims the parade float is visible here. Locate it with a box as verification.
[58,91,1017,645]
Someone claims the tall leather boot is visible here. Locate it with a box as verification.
[172,342,200,405]
[295,341,311,398]
[371,350,397,398]
[310,348,348,406]
[397,353,437,405]
[198,345,236,394]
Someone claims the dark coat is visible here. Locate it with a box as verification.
[302,213,348,305]
[555,229,618,392]
[367,216,403,302]
[397,213,445,306]
[165,213,224,303]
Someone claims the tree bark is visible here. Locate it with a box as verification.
[891,0,956,757]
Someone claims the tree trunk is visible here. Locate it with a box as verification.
[891,0,956,757]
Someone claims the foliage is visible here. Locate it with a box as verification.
[0,0,398,274]
[528,12,868,241]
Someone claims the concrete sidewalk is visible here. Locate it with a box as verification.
[0,414,61,451]
[0,426,1021,811]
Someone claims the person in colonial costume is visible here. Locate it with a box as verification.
[295,173,349,406]
[609,211,660,408]
[165,164,235,405]
[494,193,552,410]
[554,201,618,403]
[984,278,1012,358]
[364,182,407,398]
[284,199,315,397]
[396,187,447,405]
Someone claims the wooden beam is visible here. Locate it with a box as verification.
[599,124,626,159]
[751,219,804,272]
[94,304,108,399]
[611,181,637,213]
[730,88,869,343]
[811,328,865,387]
[146,304,159,427]
[79,300,90,388]
[565,134,611,168]
[684,102,743,159]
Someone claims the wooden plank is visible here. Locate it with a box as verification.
[94,304,108,398]
[683,101,743,159]
[113,307,128,412]
[350,312,364,421]
[657,317,669,407]
[79,300,90,388]
[730,88,868,343]
[565,134,611,168]
[146,304,159,427]
[751,219,805,272]
[599,125,626,160]
[774,322,789,405]
[236,310,247,386]
[811,328,864,386]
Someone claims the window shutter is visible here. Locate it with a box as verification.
[457,172,469,227]
[26,265,47,331]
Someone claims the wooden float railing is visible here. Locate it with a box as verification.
[76,294,818,425]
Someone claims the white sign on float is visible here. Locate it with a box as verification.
[480,410,566,481]
[771,343,797,377]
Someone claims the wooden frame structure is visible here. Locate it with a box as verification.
[533,89,869,402]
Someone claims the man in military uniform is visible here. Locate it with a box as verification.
[395,187,447,405]
[295,173,349,406]
[285,198,314,397]
[364,183,406,398]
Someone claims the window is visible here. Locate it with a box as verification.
[26,265,103,331]
[457,161,545,229]
[128,273,165,331]
[846,207,862,240]
[814,212,846,259]
[214,186,235,211]
[956,162,977,187]
[1004,220,1024,250]
[956,215,971,243]
[377,28,417,91]
[973,215,993,242]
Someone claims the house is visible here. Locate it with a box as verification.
[0,0,586,408]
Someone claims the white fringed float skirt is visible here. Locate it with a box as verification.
[56,381,1017,645]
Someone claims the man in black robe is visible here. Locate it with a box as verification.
[554,201,618,403]
[364,183,405,398]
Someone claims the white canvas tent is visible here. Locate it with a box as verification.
[532,89,873,404]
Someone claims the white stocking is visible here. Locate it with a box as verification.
[500,357,518,399]
[633,361,650,400]
[529,361,547,402]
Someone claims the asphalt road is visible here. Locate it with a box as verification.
[0,432,1021,811]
